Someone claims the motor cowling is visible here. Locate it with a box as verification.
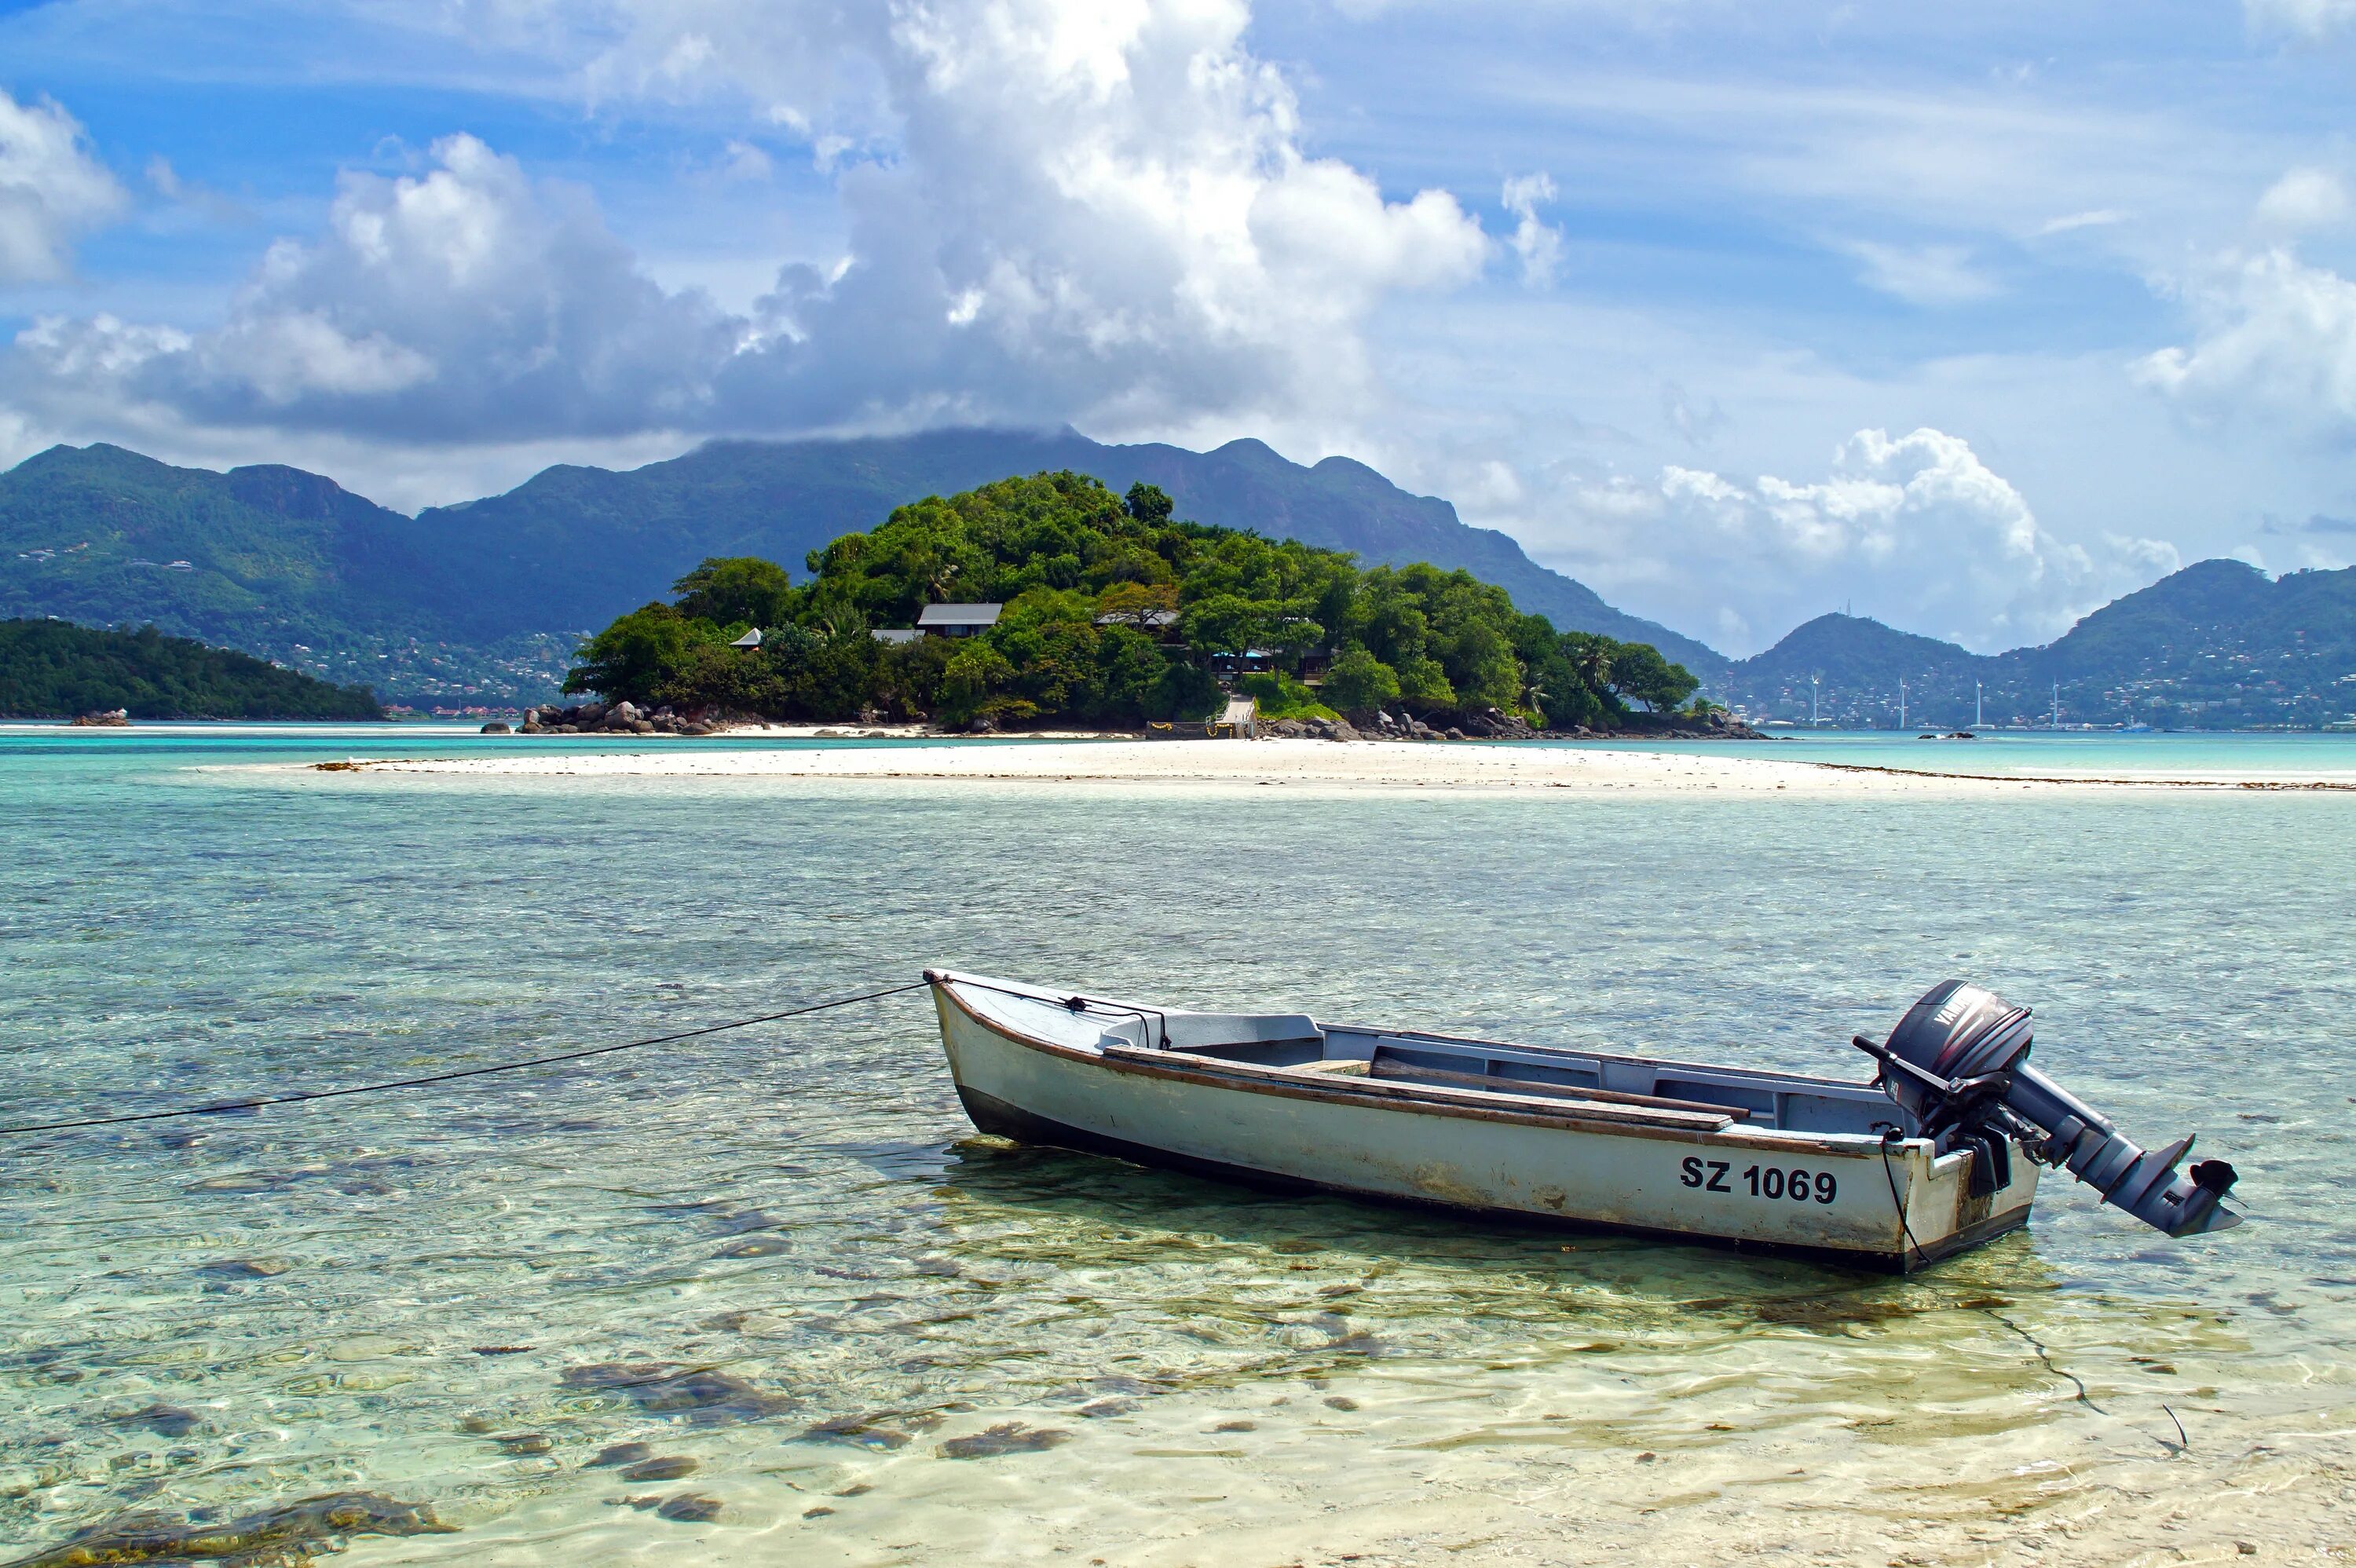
[1871,981,2241,1237]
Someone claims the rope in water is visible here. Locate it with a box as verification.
[0,980,932,1138]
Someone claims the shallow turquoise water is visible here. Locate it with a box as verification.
[1583,727,2356,780]
[2,729,2352,1565]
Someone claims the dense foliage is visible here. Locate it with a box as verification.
[565,470,1701,728]
[0,619,384,719]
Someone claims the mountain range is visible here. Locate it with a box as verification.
[1725,559,2356,728]
[5,430,2352,725]
[0,429,1714,705]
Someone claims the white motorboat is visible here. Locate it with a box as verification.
[926,970,2241,1272]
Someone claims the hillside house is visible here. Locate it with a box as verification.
[916,603,1004,638]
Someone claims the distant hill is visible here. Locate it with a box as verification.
[2032,558,2356,726]
[1732,614,1984,698]
[0,444,569,706]
[0,619,382,719]
[404,428,1724,671]
[2,430,1723,701]
[1725,560,2356,728]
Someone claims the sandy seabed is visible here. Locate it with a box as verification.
[298,736,2356,796]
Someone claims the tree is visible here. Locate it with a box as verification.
[1440,615,1521,711]
[1089,625,1174,720]
[1147,660,1220,722]
[1180,593,1271,657]
[1607,641,1700,712]
[1563,631,1615,695]
[1125,481,1174,526]
[1265,602,1326,668]
[649,641,786,713]
[1321,645,1400,713]
[671,557,796,631]
[1395,653,1458,708]
[1096,580,1178,630]
[938,641,1020,725]
[565,605,724,703]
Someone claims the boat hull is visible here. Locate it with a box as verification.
[933,976,2036,1272]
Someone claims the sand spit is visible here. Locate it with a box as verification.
[290,737,2356,795]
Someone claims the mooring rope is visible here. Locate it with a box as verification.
[1877,1127,1927,1268]
[0,980,932,1138]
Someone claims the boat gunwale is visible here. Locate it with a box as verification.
[1323,1022,1900,1100]
[929,970,1908,1160]
[927,967,1898,1098]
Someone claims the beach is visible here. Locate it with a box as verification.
[299,733,2356,795]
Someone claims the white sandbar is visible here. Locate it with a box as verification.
[291,737,2356,795]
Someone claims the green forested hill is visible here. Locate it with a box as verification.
[561,470,1702,729]
[2033,559,2356,726]
[1731,613,1984,697]
[1724,560,2356,727]
[0,620,383,719]
[0,444,568,705]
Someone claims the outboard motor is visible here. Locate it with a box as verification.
[1858,981,2241,1237]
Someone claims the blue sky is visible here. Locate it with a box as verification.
[2,0,2354,654]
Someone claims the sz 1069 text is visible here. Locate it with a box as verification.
[1680,1157,1836,1204]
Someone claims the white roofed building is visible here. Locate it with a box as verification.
[916,603,1004,638]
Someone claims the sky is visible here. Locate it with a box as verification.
[2,0,2355,656]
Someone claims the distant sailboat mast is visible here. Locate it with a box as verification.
[2051,681,2059,730]
[1899,677,1907,731]
[1975,682,1983,728]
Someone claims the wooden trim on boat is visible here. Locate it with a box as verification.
[931,977,1858,1157]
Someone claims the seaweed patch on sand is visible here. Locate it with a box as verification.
[4,1491,452,1568]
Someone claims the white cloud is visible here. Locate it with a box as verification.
[1546,428,2175,654]
[2134,167,2356,436]
[2138,246,2356,432]
[3,1,1486,451]
[2245,0,2356,39]
[717,139,774,182]
[1501,171,1561,287]
[2034,207,2127,236]
[0,90,126,283]
[2254,166,2349,233]
[1844,240,1998,307]
[10,133,737,440]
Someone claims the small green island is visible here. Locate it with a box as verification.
[0,618,384,721]
[556,470,1715,736]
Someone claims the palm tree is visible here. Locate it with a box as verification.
[1571,638,1612,693]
